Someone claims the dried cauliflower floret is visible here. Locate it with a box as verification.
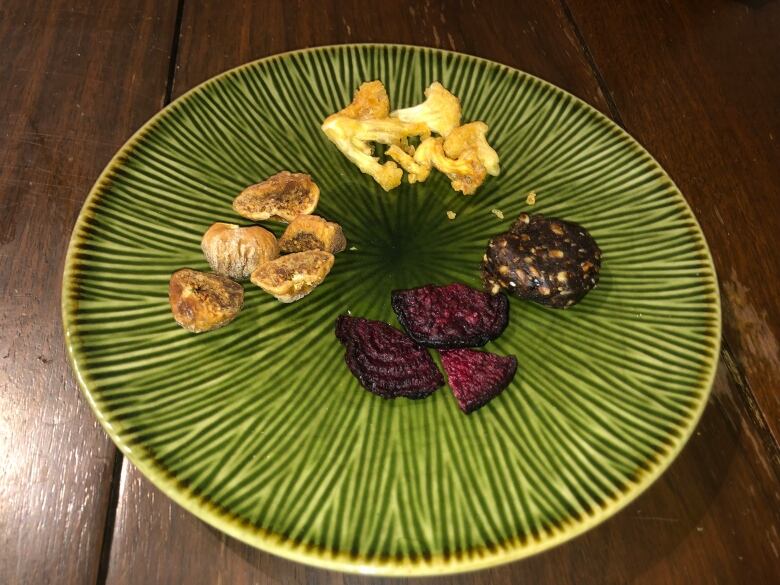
[436,148,487,196]
[388,136,487,194]
[233,171,319,222]
[322,80,498,194]
[391,82,462,137]
[251,250,335,303]
[279,215,346,254]
[403,137,488,195]
[169,269,243,333]
[322,80,434,191]
[343,117,430,145]
[387,137,453,184]
[443,121,500,176]
[337,80,390,120]
[320,119,403,191]
[386,142,430,183]
[201,222,279,280]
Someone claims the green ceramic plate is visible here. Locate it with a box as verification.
[63,45,720,575]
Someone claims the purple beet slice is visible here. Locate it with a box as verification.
[335,315,444,399]
[440,348,517,413]
[391,283,509,348]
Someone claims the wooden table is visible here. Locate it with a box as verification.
[1,1,778,583]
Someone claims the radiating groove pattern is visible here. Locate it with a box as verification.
[62,45,720,575]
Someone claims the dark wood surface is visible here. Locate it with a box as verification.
[1,1,778,584]
[0,2,179,584]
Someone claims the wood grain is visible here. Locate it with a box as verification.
[172,0,610,110]
[2,0,775,583]
[101,1,780,583]
[564,0,780,442]
[0,1,178,584]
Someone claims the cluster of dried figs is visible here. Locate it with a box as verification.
[169,171,346,333]
[336,283,517,414]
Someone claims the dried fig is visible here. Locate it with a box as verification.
[233,171,319,222]
[169,269,243,333]
[201,222,279,280]
[250,250,334,303]
[278,215,346,254]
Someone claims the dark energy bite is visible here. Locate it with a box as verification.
[482,213,601,308]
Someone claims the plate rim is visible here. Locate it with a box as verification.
[61,43,722,576]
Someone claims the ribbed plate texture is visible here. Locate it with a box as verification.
[63,45,720,575]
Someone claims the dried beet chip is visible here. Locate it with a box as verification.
[335,315,444,399]
[391,283,509,348]
[440,348,517,413]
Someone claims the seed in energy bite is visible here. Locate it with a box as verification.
[391,283,509,348]
[169,269,244,333]
[335,315,444,399]
[482,213,601,308]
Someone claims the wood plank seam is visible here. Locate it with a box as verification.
[94,3,188,584]
[95,450,125,585]
[558,0,624,127]
[558,0,780,471]
[722,344,780,474]
[165,0,187,105]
